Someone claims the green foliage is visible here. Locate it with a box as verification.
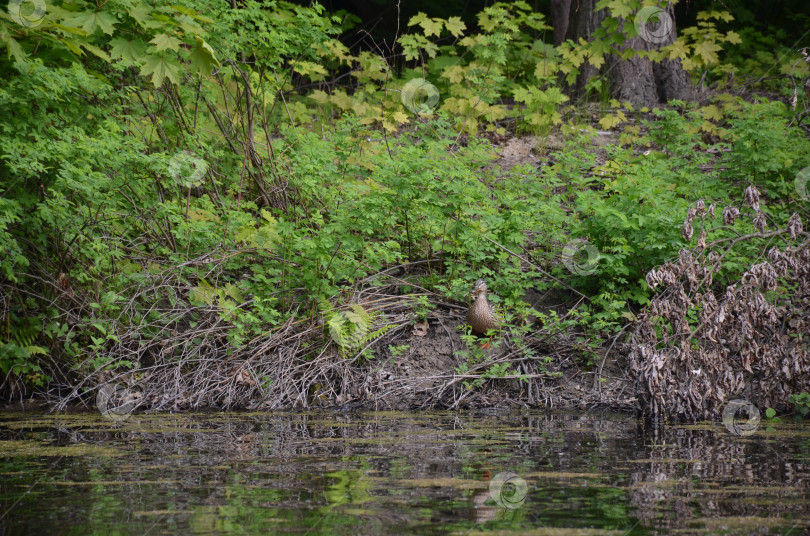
[0,313,48,386]
[387,344,410,357]
[725,99,810,203]
[325,303,391,357]
[791,393,810,418]
[410,295,433,322]
[0,0,807,397]
[513,86,569,134]
[549,98,810,331]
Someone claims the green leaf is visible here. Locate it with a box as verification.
[595,0,634,20]
[126,4,153,27]
[700,105,723,121]
[599,113,623,130]
[665,39,690,62]
[140,53,181,87]
[445,16,466,37]
[291,60,326,80]
[408,12,428,27]
[189,280,216,306]
[765,407,776,419]
[62,39,84,56]
[3,36,26,63]
[252,213,280,248]
[724,31,742,45]
[110,38,148,65]
[328,314,346,345]
[344,310,365,326]
[149,33,182,52]
[63,10,118,35]
[512,86,530,103]
[223,283,243,303]
[177,15,204,35]
[189,37,220,76]
[81,43,110,62]
[693,41,721,65]
[420,17,443,37]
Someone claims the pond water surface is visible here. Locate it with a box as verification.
[0,409,808,535]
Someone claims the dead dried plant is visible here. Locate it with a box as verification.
[630,186,810,424]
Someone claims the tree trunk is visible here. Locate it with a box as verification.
[606,25,659,106]
[559,1,693,106]
[550,0,570,46]
[650,6,693,102]
[564,0,607,101]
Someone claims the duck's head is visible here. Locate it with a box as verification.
[471,279,488,298]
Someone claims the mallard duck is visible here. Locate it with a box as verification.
[466,279,500,347]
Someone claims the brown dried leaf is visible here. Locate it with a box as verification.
[413,320,429,337]
[744,185,760,212]
[723,206,740,225]
[681,219,694,241]
[787,212,802,240]
[753,210,766,232]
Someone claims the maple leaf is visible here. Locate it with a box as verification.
[681,56,696,71]
[391,111,409,124]
[716,10,734,22]
[292,60,327,79]
[724,31,742,45]
[442,65,465,84]
[444,16,466,37]
[700,105,723,121]
[423,41,439,58]
[420,18,443,37]
[599,112,626,130]
[189,37,220,77]
[81,43,110,62]
[408,12,428,27]
[140,53,181,87]
[4,37,25,63]
[149,33,181,52]
[126,4,152,28]
[694,41,721,65]
[308,90,329,104]
[109,38,147,65]
[177,15,204,36]
[589,52,605,70]
[534,61,559,78]
[595,0,633,19]
[512,86,531,103]
[63,10,118,35]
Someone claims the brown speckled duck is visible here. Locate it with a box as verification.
[466,279,500,347]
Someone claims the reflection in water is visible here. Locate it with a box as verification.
[0,410,807,535]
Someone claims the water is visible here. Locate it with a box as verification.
[0,410,808,535]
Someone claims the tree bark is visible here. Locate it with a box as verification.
[559,1,693,106]
[550,0,571,47]
[564,0,607,101]
[650,6,693,102]
[606,26,659,106]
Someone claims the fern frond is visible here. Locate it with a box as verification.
[325,303,388,356]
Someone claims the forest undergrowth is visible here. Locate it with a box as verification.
[0,0,808,420]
